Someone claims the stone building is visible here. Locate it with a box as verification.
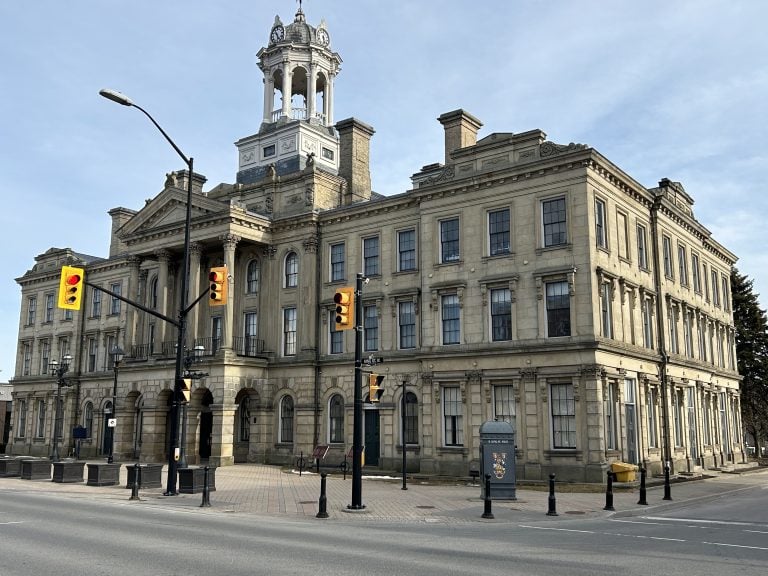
[9,6,744,482]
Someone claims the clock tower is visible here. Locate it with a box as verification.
[236,5,342,184]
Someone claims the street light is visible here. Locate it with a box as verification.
[108,345,125,464]
[101,87,194,496]
[49,353,73,461]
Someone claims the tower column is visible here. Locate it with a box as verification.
[308,64,317,120]
[155,249,171,347]
[326,72,335,125]
[263,74,274,122]
[125,255,142,351]
[281,62,292,118]
[188,242,203,349]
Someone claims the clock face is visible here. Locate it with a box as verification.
[270,25,284,43]
[317,28,329,46]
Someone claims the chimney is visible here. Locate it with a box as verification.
[438,109,483,163]
[335,117,375,204]
[108,207,136,257]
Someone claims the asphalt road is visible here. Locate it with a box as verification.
[1,478,766,576]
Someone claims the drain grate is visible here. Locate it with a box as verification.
[299,501,315,504]
[416,505,436,509]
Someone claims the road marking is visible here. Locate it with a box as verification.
[641,516,763,527]
[518,525,595,534]
[744,530,768,534]
[702,541,768,551]
[0,522,23,525]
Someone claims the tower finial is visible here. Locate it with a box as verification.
[295,0,305,22]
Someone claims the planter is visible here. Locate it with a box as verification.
[125,464,163,489]
[178,467,216,494]
[86,463,121,486]
[21,459,52,480]
[0,457,33,477]
[52,460,86,483]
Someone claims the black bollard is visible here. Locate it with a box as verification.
[604,470,615,511]
[546,473,558,516]
[200,466,211,507]
[637,467,648,505]
[315,457,321,474]
[482,473,494,519]
[129,463,141,501]
[316,473,329,519]
[340,456,348,481]
[663,465,672,501]
[296,452,306,477]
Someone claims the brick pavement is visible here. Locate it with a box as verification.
[2,461,765,523]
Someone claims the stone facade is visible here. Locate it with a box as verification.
[8,7,744,481]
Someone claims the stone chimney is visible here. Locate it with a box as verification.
[335,117,375,204]
[438,109,483,163]
[108,207,136,257]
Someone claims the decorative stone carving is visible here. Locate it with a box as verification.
[263,245,277,260]
[303,235,319,254]
[539,141,587,157]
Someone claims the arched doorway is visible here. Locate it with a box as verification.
[199,390,214,460]
[101,400,114,456]
[363,401,380,467]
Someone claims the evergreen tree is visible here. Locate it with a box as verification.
[731,268,768,458]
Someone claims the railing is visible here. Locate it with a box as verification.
[271,108,326,124]
[130,344,151,360]
[234,336,265,358]
[194,337,221,357]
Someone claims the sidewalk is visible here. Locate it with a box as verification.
[2,461,765,523]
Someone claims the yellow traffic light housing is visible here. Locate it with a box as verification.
[57,266,85,310]
[368,373,385,403]
[179,378,192,403]
[334,287,355,330]
[209,266,228,306]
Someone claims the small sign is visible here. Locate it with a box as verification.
[108,418,117,428]
[312,445,329,460]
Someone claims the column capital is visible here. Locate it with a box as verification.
[219,233,241,250]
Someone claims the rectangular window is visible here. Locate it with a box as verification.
[490,288,512,341]
[17,399,27,438]
[617,212,629,259]
[546,281,571,337]
[106,334,117,370]
[673,392,683,447]
[91,288,102,317]
[26,296,37,326]
[211,316,222,354]
[330,243,345,282]
[662,236,673,278]
[550,383,576,449]
[711,270,720,307]
[647,388,658,448]
[397,229,416,271]
[64,309,73,321]
[35,399,47,438]
[605,383,617,450]
[493,385,515,424]
[542,197,567,247]
[283,308,297,356]
[642,298,654,349]
[440,218,460,263]
[87,337,98,372]
[110,282,122,315]
[363,305,378,352]
[699,318,708,362]
[702,262,710,301]
[678,245,688,286]
[691,253,701,292]
[669,305,679,354]
[637,224,648,269]
[329,311,343,354]
[443,386,463,446]
[703,395,711,445]
[488,208,511,256]
[441,294,460,345]
[45,293,54,323]
[244,312,259,355]
[403,393,419,445]
[263,144,275,158]
[684,311,693,358]
[721,275,730,311]
[363,236,380,276]
[595,198,607,248]
[600,282,613,338]
[321,147,334,161]
[398,301,416,349]
[39,340,50,376]
[22,342,32,376]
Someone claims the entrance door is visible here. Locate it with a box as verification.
[199,411,212,459]
[624,380,637,463]
[102,401,113,455]
[364,410,380,467]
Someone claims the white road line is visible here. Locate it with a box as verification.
[702,541,768,551]
[641,516,762,527]
[0,521,23,525]
[518,525,595,534]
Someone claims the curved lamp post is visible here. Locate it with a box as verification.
[49,353,73,461]
[108,345,124,464]
[100,88,194,496]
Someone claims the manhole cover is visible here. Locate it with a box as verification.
[299,501,315,504]
[416,505,436,509]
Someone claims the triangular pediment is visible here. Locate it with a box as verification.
[118,188,226,238]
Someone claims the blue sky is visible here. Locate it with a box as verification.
[1,0,767,380]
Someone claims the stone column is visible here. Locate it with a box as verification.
[521,367,540,479]
[188,242,203,349]
[220,234,240,351]
[326,72,335,125]
[263,74,274,122]
[155,249,172,348]
[208,403,235,467]
[125,256,142,351]
[307,64,317,119]
[281,62,292,118]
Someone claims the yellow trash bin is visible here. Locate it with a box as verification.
[610,462,637,482]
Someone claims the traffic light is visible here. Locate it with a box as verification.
[333,287,355,330]
[57,266,85,310]
[209,266,228,306]
[368,373,385,403]
[179,378,192,403]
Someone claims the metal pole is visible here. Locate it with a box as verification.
[604,470,615,511]
[349,273,365,510]
[401,378,407,490]
[51,380,63,461]
[200,465,211,507]
[663,465,672,500]
[129,463,141,501]
[316,473,329,519]
[482,474,494,519]
[108,361,119,464]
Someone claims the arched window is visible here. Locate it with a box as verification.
[329,394,344,443]
[239,396,251,442]
[149,276,158,309]
[403,392,419,445]
[279,395,294,443]
[246,260,260,294]
[84,401,94,439]
[284,252,298,288]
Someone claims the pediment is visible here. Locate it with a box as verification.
[118,189,225,238]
